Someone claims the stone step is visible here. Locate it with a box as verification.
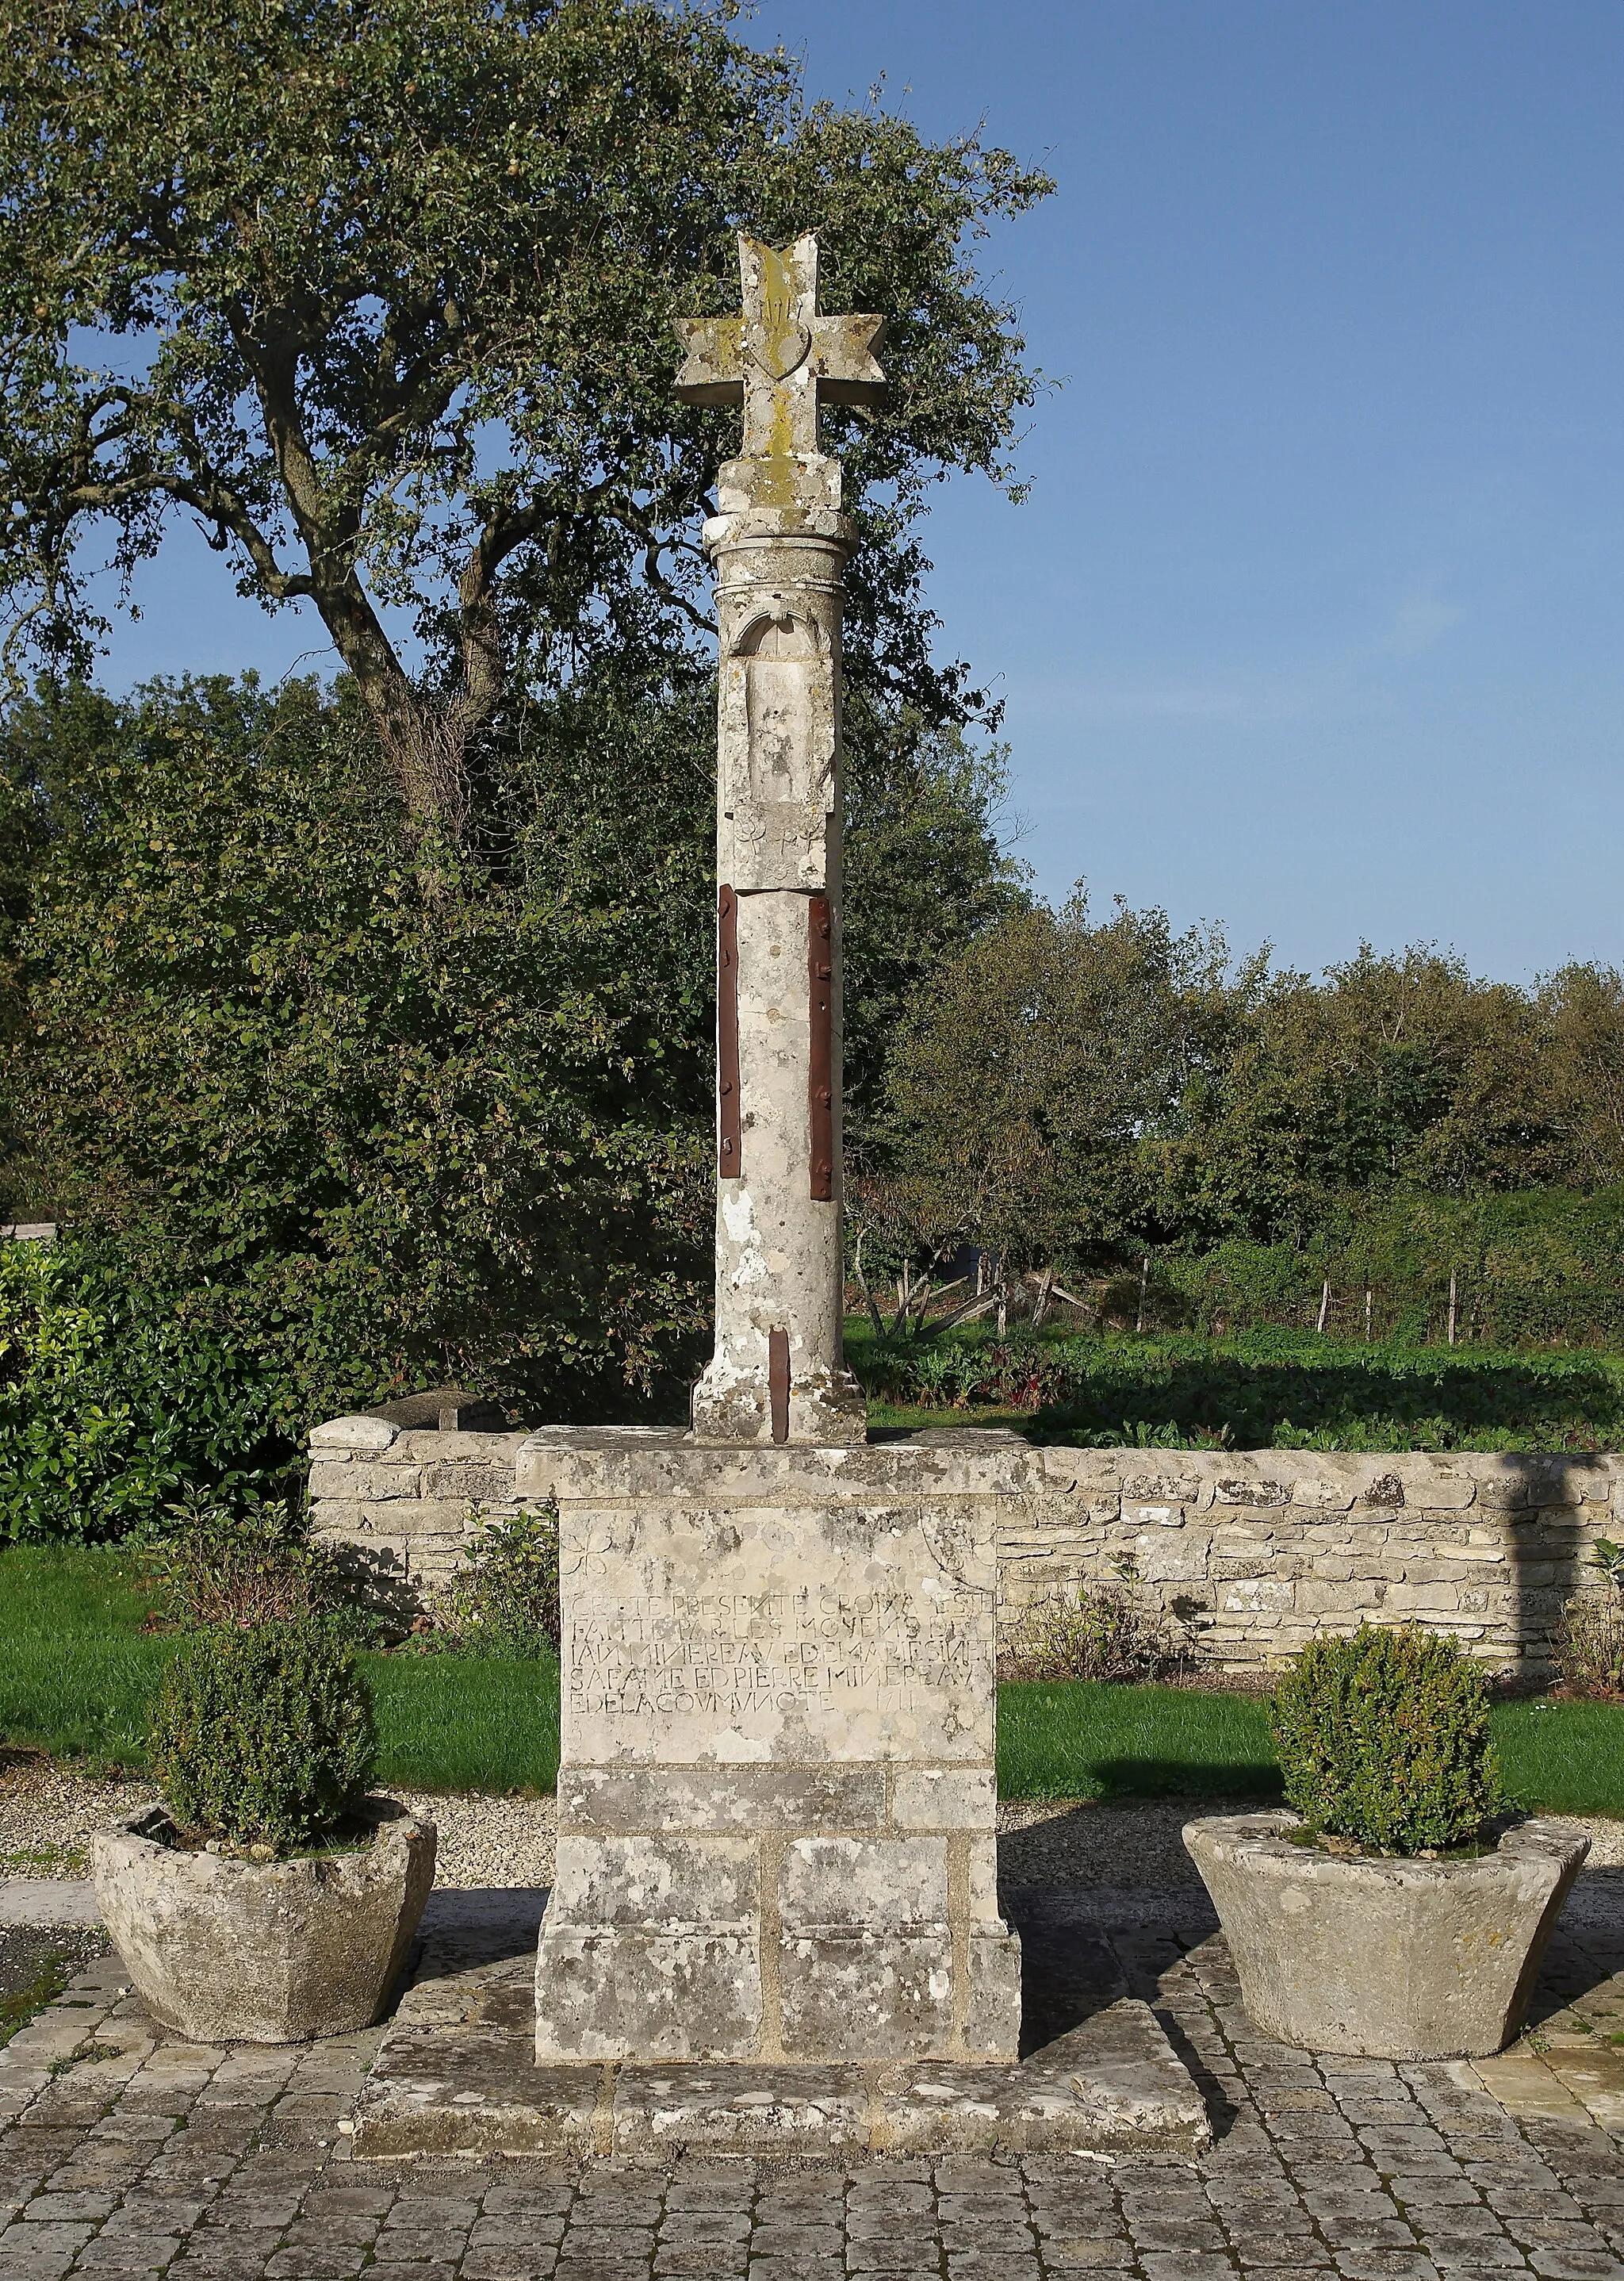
[349,1900,1210,2160]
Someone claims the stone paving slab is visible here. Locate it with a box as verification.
[3,1877,1624,2279]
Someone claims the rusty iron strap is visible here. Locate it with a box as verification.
[768,1328,791,1443]
[808,891,833,1201]
[718,884,741,1179]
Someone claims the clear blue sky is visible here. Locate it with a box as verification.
[92,1,1624,982]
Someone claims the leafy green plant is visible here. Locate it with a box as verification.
[137,1489,373,1637]
[1001,1564,1180,1684]
[426,1505,561,1658]
[1270,1624,1503,1855]
[0,1238,289,1543]
[1553,1537,1624,1700]
[148,1619,377,1852]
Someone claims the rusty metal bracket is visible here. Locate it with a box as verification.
[808,891,833,1200]
[768,1327,791,1443]
[718,884,741,1179]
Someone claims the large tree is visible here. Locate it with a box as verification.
[866,895,1231,1305]
[0,0,1048,831]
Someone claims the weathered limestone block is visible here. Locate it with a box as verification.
[1290,1475,1358,1511]
[1212,1472,1292,1508]
[1120,1467,1203,1505]
[1131,1531,1209,1584]
[530,1428,1021,2067]
[324,1462,422,1502]
[309,1415,399,1452]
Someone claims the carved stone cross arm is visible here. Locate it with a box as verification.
[673,235,886,459]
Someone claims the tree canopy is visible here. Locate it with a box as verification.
[862,900,1624,1321]
[0,0,1051,830]
[0,664,1024,1423]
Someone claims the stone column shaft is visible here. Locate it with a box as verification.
[690,471,864,1445]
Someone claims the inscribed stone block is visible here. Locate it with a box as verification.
[563,1497,997,1765]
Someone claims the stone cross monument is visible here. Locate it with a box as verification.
[315,236,1205,2150]
[676,235,880,1447]
[523,236,1022,2072]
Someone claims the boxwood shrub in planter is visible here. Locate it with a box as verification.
[93,1619,435,2043]
[1183,1625,1588,2059]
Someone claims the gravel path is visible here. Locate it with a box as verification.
[7,1753,1622,1892]
[0,1757,558,1892]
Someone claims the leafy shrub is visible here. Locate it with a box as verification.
[138,1489,367,1633]
[1002,1571,1179,1683]
[0,1239,289,1543]
[426,1505,561,1658]
[862,1335,1073,1412]
[148,1618,377,1851]
[1553,1538,1624,1700]
[1270,1624,1503,1854]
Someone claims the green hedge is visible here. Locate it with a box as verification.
[0,1239,291,1542]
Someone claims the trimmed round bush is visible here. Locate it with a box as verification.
[149,1619,377,1851]
[1270,1624,1503,1855]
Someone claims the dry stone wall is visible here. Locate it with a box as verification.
[308,1421,1617,1673]
[998,1447,1613,1674]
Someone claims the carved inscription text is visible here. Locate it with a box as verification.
[570,1578,993,1727]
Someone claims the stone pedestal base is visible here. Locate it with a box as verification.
[350,1888,1210,2160]
[689,1355,868,1446]
[535,1769,1021,2064]
[519,1428,1027,2066]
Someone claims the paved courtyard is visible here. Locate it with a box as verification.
[2,1866,1622,2281]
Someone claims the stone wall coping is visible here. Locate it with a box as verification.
[309,1415,399,1451]
[393,1428,532,1463]
[513,1427,1043,1502]
[307,1419,1621,1514]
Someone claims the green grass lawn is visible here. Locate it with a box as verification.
[995,1680,1624,1815]
[0,1547,560,1794]
[4,1547,1622,1815]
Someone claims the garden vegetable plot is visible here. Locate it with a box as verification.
[852,1323,1624,1451]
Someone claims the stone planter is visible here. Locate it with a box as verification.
[93,1800,436,2044]
[1183,1809,1589,2060]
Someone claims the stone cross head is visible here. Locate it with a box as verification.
[673,234,887,460]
